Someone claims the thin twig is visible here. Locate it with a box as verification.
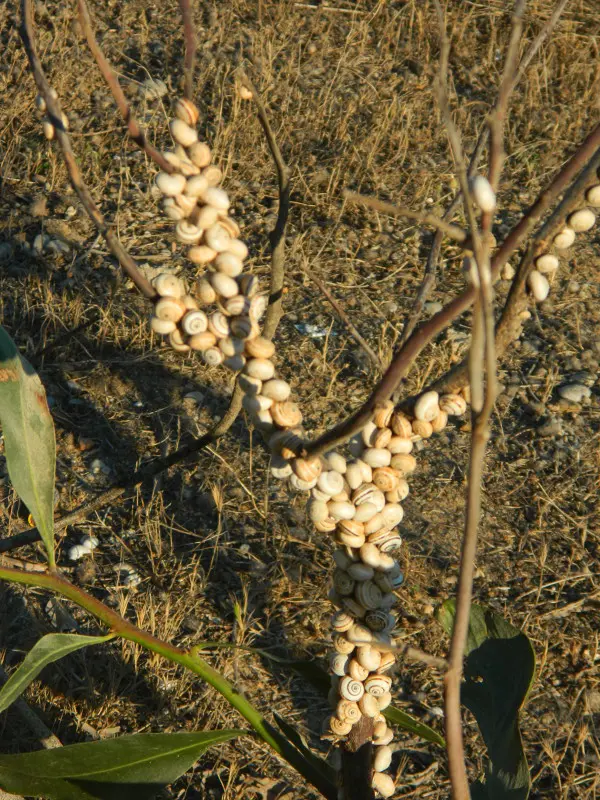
[302,118,600,459]
[0,386,243,555]
[178,0,197,102]
[0,663,62,749]
[512,0,571,91]
[395,644,449,671]
[298,261,381,369]
[77,0,175,174]
[238,71,290,340]
[19,0,156,300]
[344,191,469,244]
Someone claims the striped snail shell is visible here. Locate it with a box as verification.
[347,623,373,644]
[372,531,402,554]
[223,294,250,316]
[272,401,303,429]
[208,311,230,339]
[378,652,396,673]
[358,693,380,718]
[153,273,184,298]
[333,633,355,655]
[339,676,365,702]
[328,715,352,737]
[238,274,259,298]
[155,297,186,323]
[202,347,224,366]
[181,310,208,335]
[356,645,382,672]
[372,772,395,798]
[218,215,240,238]
[355,581,383,611]
[348,659,369,682]
[391,411,413,438]
[174,193,197,215]
[230,316,258,339]
[381,564,404,588]
[372,427,392,449]
[365,674,392,696]
[336,699,362,724]
[249,293,268,321]
[292,456,322,482]
[176,220,203,245]
[373,745,393,773]
[330,653,350,677]
[365,610,392,633]
[175,97,199,125]
[314,518,337,533]
[333,569,356,597]
[335,520,364,548]
[331,610,354,633]
[412,419,433,439]
[372,467,401,492]
[439,393,467,416]
[373,400,394,428]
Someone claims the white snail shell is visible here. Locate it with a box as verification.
[214,252,244,277]
[204,223,231,252]
[362,448,392,468]
[356,645,381,671]
[288,473,316,492]
[470,174,496,213]
[390,453,417,474]
[174,193,197,215]
[170,118,198,147]
[202,165,223,186]
[364,674,391,696]
[207,311,230,339]
[328,501,356,521]
[174,97,199,125]
[223,293,250,318]
[68,544,90,560]
[201,186,230,211]
[339,676,365,702]
[372,772,395,798]
[270,455,293,480]
[414,390,440,421]
[163,197,186,220]
[585,184,600,206]
[380,503,404,527]
[176,221,203,244]
[373,744,393,773]
[325,452,347,474]
[348,659,369,682]
[184,174,210,197]
[168,330,190,353]
[249,294,268,321]
[535,253,559,274]
[210,272,239,298]
[188,246,217,266]
[328,715,352,736]
[156,171,186,197]
[202,347,224,366]
[244,358,276,381]
[568,208,595,232]
[527,270,550,302]
[347,623,373,644]
[317,470,345,496]
[333,633,355,655]
[359,543,384,569]
[155,297,187,322]
[188,141,212,168]
[195,205,220,229]
[272,401,303,429]
[228,238,249,260]
[150,317,176,335]
[336,699,362,724]
[330,653,350,677]
[358,693,380,718]
[378,652,396,673]
[553,227,575,249]
[261,379,291,402]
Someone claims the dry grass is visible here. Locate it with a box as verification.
[0,0,599,797]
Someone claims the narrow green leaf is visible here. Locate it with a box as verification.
[0,730,242,800]
[0,633,114,716]
[437,601,535,800]
[273,713,337,787]
[0,327,56,566]
[289,660,445,746]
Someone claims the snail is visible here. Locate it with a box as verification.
[470,174,496,213]
[568,208,595,232]
[527,270,550,303]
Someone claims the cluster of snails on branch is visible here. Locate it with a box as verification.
[34,91,69,141]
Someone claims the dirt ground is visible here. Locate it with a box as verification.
[0,0,599,798]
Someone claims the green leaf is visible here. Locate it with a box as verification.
[274,713,337,787]
[437,601,536,800]
[0,327,56,566]
[0,730,242,800]
[289,660,445,746]
[0,633,114,716]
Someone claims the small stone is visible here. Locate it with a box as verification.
[537,418,562,437]
[558,384,591,404]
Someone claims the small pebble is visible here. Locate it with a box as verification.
[558,384,592,404]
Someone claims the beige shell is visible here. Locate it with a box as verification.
[325,452,347,474]
[355,580,383,611]
[376,691,392,711]
[568,208,595,232]
[380,503,404,528]
[291,456,321,483]
[348,659,369,682]
[189,246,217,267]
[361,421,378,447]
[373,427,392,449]
[244,337,274,359]
[245,358,275,381]
[219,336,245,358]
[163,197,186,221]
[42,119,55,140]
[339,676,365,702]
[153,273,184,298]
[414,390,440,422]
[332,611,354,632]
[272,401,303,429]
[412,419,433,439]
[184,174,209,197]
[333,633,355,655]
[553,227,575,249]
[238,373,262,396]
[535,253,559,274]
[202,165,223,186]
[373,745,393,773]
[336,699,362,724]
[260,379,290,402]
[223,295,250,317]
[390,453,417,474]
[431,410,448,433]
[150,317,176,335]
[391,411,413,438]
[373,400,394,428]
[188,331,217,351]
[358,693,380,718]
[170,118,198,147]
[372,772,395,798]
[345,462,366,490]
[372,467,401,492]
[249,294,268,321]
[527,270,550,302]
[243,394,273,416]
[195,205,220,229]
[362,448,392,468]
[214,252,244,277]
[180,310,207,335]
[356,645,381,672]
[317,470,345,497]
[209,272,238,299]
[168,329,190,353]
[336,519,365,548]
[202,346,224,366]
[439,393,467,416]
[218,215,241,238]
[175,221,203,245]
[359,543,384,569]
[174,97,199,125]
[330,652,350,677]
[228,238,249,261]
[270,455,293,480]
[346,622,373,644]
[155,171,187,197]
[315,517,337,532]
[174,193,197,215]
[155,297,186,323]
[201,186,230,211]
[204,223,231,252]
[586,185,600,206]
[188,141,212,168]
[378,652,396,673]
[208,311,230,339]
[328,715,353,737]
[365,674,392,696]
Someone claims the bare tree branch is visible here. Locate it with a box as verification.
[178,0,197,102]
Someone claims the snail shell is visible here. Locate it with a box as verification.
[553,227,575,249]
[201,186,230,211]
[375,553,396,572]
[261,379,291,402]
[373,427,392,449]
[372,772,395,798]
[331,610,354,632]
[390,453,417,474]
[214,252,244,277]
[245,337,275,359]
[228,238,249,260]
[336,699,362,724]
[380,503,404,528]
[195,204,220,228]
[292,456,321,482]
[270,455,293,480]
[358,693,380,718]
[354,502,379,524]
[272,401,303,429]
[362,448,392,468]
[202,165,223,186]
[176,221,203,245]
[170,118,198,147]
[168,329,190,352]
[378,652,396,673]
[42,118,55,140]
[181,310,208,335]
[356,645,381,672]
[326,452,347,474]
[568,208,595,232]
[210,272,239,298]
[208,311,230,338]
[348,659,369,682]
[328,715,353,737]
[431,410,448,433]
[586,185,600,206]
[163,197,186,220]
[355,580,383,610]
[188,141,212,168]
[156,171,187,197]
[188,331,217,351]
[330,653,350,677]
[269,428,303,458]
[315,518,338,533]
[329,501,357,522]
[391,411,413,438]
[238,373,262,396]
[223,354,246,372]
[381,566,404,589]
[288,473,316,492]
[535,253,559,274]
[249,294,268,321]
[253,408,275,433]
[189,246,217,266]
[339,676,365,702]
[362,421,378,447]
[373,400,394,428]
[347,562,374,581]
[336,520,365,549]
[154,273,184,298]
[219,336,246,357]
[223,294,250,316]
[238,275,259,299]
[345,462,365,490]
[243,393,273,416]
[365,674,392,696]
[230,316,258,340]
[372,467,401,492]
[202,347,224,366]
[317,470,345,496]
[342,597,367,618]
[439,393,467,416]
[348,434,365,458]
[373,725,394,747]
[155,297,187,322]
[527,270,550,302]
[346,623,373,644]
[184,174,210,197]
[333,632,355,655]
[333,549,354,570]
[414,390,440,421]
[412,419,433,439]
[245,358,275,381]
[386,479,409,503]
[204,223,231,252]
[360,543,384,570]
[371,531,402,555]
[174,97,199,125]
[334,569,356,596]
[373,745,393,773]
[353,484,385,513]
[376,691,392,712]
[150,317,176,335]
[365,610,392,632]
[470,174,496,213]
